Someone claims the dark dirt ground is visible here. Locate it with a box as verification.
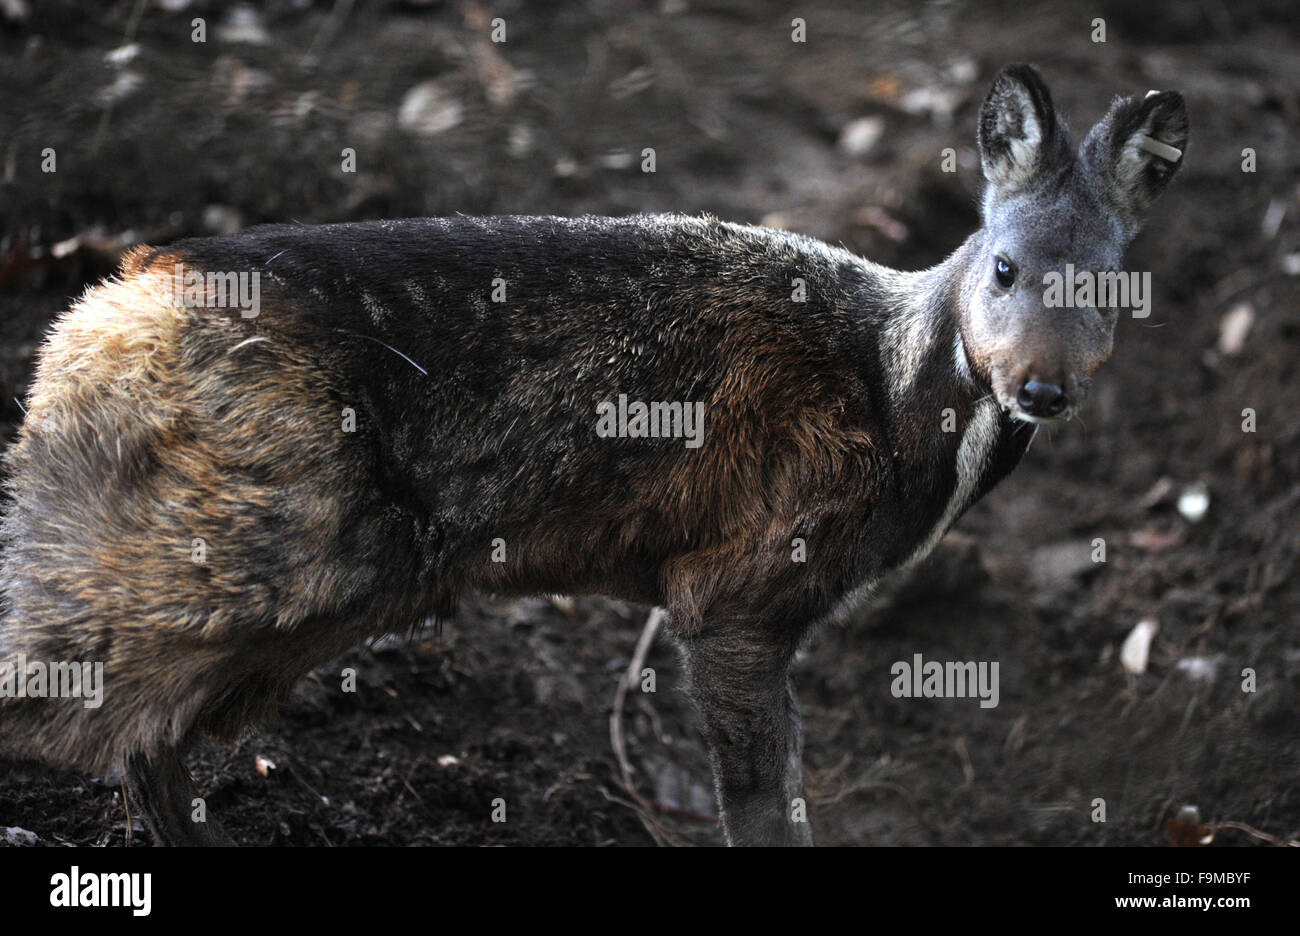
[0,0,1296,846]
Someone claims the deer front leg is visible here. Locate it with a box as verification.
[680,626,812,846]
[126,748,235,846]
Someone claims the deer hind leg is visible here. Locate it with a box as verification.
[126,748,235,847]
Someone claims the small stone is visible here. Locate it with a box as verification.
[398,82,463,138]
[1176,656,1222,681]
[2,827,37,846]
[217,6,271,46]
[1121,618,1158,675]
[1177,483,1210,523]
[104,43,140,67]
[1217,303,1254,356]
[839,116,886,157]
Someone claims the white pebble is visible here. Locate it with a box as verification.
[1177,483,1210,523]
[1121,619,1159,675]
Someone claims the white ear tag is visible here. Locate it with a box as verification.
[1139,135,1182,163]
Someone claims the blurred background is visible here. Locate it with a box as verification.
[0,0,1297,845]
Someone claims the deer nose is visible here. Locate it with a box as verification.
[1017,379,1067,417]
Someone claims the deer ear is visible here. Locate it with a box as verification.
[1081,89,1188,237]
[978,64,1058,192]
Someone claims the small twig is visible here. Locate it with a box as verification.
[1212,272,1291,312]
[810,775,912,807]
[608,607,671,844]
[400,773,426,808]
[121,777,133,847]
[636,694,669,744]
[954,736,974,787]
[124,0,147,43]
[1210,821,1300,847]
[610,607,664,784]
[307,0,356,59]
[606,773,714,824]
[285,759,333,812]
[596,783,675,846]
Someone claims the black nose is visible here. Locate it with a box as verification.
[1016,380,1067,417]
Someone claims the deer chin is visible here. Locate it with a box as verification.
[1006,406,1068,426]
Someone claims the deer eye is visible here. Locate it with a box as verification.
[994,257,1016,288]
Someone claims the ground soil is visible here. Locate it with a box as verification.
[0,0,1296,846]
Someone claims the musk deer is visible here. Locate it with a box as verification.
[0,64,1186,845]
